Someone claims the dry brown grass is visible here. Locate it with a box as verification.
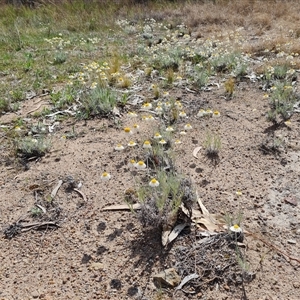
[131,0,300,39]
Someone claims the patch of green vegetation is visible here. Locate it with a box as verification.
[137,169,194,230]
[50,86,77,110]
[267,81,298,123]
[0,99,10,113]
[53,51,67,65]
[78,86,118,119]
[16,136,51,159]
[204,131,221,157]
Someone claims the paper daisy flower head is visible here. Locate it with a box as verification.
[206,109,213,115]
[101,172,111,181]
[135,160,146,169]
[129,159,136,167]
[212,110,221,118]
[164,102,171,109]
[166,126,174,132]
[284,120,291,127]
[197,109,206,117]
[159,139,167,145]
[143,140,152,149]
[236,190,242,196]
[149,178,160,187]
[142,102,152,110]
[124,127,133,134]
[154,132,162,139]
[147,115,155,121]
[127,111,138,118]
[175,100,182,107]
[155,105,163,113]
[115,144,125,151]
[184,123,192,130]
[263,94,269,99]
[163,91,169,98]
[229,224,242,233]
[128,141,137,147]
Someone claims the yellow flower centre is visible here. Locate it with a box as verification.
[124,127,131,133]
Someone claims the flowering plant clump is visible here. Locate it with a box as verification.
[137,170,195,231]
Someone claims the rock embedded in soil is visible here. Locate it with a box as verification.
[153,268,181,288]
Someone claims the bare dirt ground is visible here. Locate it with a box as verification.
[1,3,300,300]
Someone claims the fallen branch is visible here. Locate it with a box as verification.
[102,203,141,211]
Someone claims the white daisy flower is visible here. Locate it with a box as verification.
[155,105,163,113]
[229,224,242,233]
[146,115,155,121]
[212,110,221,118]
[154,132,162,139]
[149,178,160,187]
[166,126,174,132]
[124,127,133,134]
[129,159,136,167]
[127,111,138,118]
[175,100,182,107]
[115,144,125,151]
[159,139,167,145]
[135,161,146,169]
[162,91,169,98]
[101,172,111,181]
[184,124,192,130]
[197,109,206,117]
[164,102,171,109]
[142,103,152,110]
[143,140,152,149]
[206,109,213,115]
[236,190,242,196]
[128,141,137,147]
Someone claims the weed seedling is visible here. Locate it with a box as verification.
[204,131,221,157]
[224,77,235,97]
